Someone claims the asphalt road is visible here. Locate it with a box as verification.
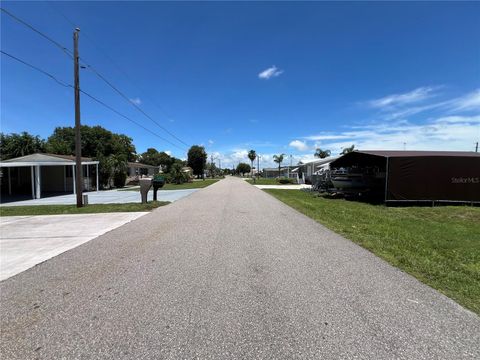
[1,177,479,359]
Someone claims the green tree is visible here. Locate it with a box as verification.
[158,152,175,172]
[46,125,136,160]
[314,148,331,159]
[273,153,285,177]
[112,134,137,162]
[140,148,176,173]
[96,153,114,188]
[247,150,257,178]
[140,148,161,166]
[169,162,187,184]
[45,125,135,188]
[236,162,251,176]
[187,145,207,179]
[0,132,45,160]
[341,144,355,155]
[110,154,128,188]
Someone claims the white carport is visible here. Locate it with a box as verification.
[0,153,99,200]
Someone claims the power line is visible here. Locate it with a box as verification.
[2,6,189,148]
[82,64,190,147]
[80,90,186,151]
[0,7,73,59]
[47,1,188,146]
[46,1,179,124]
[1,50,186,151]
[0,50,71,87]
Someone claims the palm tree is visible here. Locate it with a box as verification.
[247,150,256,178]
[170,162,186,184]
[314,148,331,159]
[341,144,355,155]
[273,153,285,178]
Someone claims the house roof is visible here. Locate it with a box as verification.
[127,162,158,169]
[0,153,99,167]
[295,156,340,168]
[263,167,289,171]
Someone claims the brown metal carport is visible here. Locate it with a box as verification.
[330,150,480,203]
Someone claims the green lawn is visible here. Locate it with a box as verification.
[120,179,219,191]
[265,189,480,314]
[246,178,296,185]
[0,201,169,216]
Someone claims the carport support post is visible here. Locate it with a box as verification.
[96,163,99,192]
[35,165,41,199]
[72,165,76,195]
[86,165,89,191]
[30,166,34,198]
[8,167,12,195]
[384,157,389,203]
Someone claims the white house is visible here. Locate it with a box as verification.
[293,156,340,184]
[0,153,99,201]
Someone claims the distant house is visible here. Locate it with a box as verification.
[262,166,297,179]
[127,162,159,177]
[0,153,99,201]
[182,166,193,175]
[293,156,340,184]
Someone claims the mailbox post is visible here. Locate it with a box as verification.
[152,175,165,201]
[139,178,152,204]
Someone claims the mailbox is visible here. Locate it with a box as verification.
[152,175,165,201]
[139,178,152,204]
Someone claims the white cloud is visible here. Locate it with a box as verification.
[300,114,480,154]
[165,150,171,156]
[258,65,283,80]
[447,89,480,112]
[304,134,352,141]
[208,139,214,145]
[289,140,310,152]
[129,97,142,105]
[368,86,438,109]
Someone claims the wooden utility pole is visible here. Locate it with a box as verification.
[257,155,260,178]
[73,28,83,207]
[476,142,478,153]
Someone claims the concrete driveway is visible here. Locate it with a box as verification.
[0,188,197,206]
[0,213,147,281]
[253,184,311,189]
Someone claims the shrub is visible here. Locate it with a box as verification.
[113,171,127,188]
[278,177,294,184]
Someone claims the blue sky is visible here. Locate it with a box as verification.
[1,1,479,168]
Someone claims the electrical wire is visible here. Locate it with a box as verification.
[2,6,189,148]
[1,7,73,59]
[79,90,186,150]
[0,50,71,87]
[46,1,179,124]
[1,50,186,151]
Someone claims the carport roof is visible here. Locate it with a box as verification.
[0,153,99,167]
[353,150,480,158]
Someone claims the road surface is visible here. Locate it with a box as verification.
[1,177,479,359]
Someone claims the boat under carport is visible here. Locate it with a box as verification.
[329,150,480,204]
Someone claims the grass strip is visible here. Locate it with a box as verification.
[265,189,480,315]
[120,179,219,191]
[0,201,169,216]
